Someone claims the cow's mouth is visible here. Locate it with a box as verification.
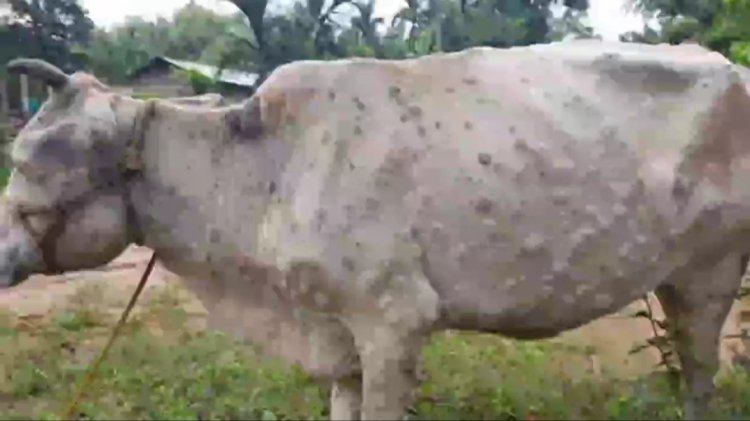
[5,267,28,288]
[0,201,50,288]
[0,249,31,290]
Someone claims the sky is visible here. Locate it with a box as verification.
[80,0,646,41]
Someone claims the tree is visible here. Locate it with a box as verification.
[549,6,598,41]
[5,0,94,73]
[392,0,427,53]
[79,17,168,84]
[223,0,271,80]
[623,0,720,45]
[710,0,750,65]
[349,0,385,57]
[624,0,750,65]
[627,0,720,25]
[423,0,592,53]
[72,0,598,90]
[79,3,241,84]
[222,0,355,84]
[306,0,357,58]
[168,1,234,60]
[0,24,26,80]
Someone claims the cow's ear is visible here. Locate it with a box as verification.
[7,58,70,91]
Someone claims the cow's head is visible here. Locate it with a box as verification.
[0,59,148,287]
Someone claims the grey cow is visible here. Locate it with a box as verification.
[1,40,750,420]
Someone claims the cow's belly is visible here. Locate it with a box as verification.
[416,179,732,338]
[422,225,673,337]
[396,140,731,337]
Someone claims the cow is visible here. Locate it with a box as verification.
[1,40,749,420]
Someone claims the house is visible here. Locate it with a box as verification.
[128,56,259,102]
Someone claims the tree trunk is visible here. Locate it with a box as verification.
[435,19,443,51]
[0,80,8,121]
[20,74,29,118]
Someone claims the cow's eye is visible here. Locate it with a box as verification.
[11,160,51,185]
[13,161,34,179]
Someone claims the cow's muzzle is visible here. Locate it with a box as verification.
[0,205,46,288]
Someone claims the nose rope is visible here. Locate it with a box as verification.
[8,97,158,418]
[13,186,114,275]
[59,251,158,421]
[57,99,159,419]
[55,97,159,420]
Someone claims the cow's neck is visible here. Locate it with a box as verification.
[127,98,291,274]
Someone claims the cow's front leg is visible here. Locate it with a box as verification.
[330,373,362,420]
[654,252,744,420]
[354,325,425,420]
[346,265,440,420]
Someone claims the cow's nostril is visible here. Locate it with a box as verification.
[14,161,34,179]
[7,246,19,265]
[9,271,21,287]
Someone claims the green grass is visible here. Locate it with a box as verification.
[1,119,13,188]
[0,167,10,188]
[0,285,749,420]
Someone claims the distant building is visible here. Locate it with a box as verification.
[128,56,259,102]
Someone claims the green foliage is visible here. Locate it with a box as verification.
[29,0,601,88]
[389,0,594,56]
[0,289,328,420]
[349,0,385,57]
[0,27,25,80]
[76,23,155,85]
[222,0,358,82]
[711,0,750,65]
[2,0,94,75]
[624,0,750,65]
[217,0,597,84]
[170,4,235,60]
[53,309,103,332]
[79,3,247,84]
[0,167,11,189]
[730,42,750,66]
[175,69,216,95]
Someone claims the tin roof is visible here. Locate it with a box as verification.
[133,56,259,88]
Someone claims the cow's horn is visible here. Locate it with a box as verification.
[7,58,70,89]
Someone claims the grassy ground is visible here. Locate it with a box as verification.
[1,282,750,420]
[1,120,13,187]
[0,167,11,187]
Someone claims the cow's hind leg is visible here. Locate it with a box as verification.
[655,252,744,420]
[330,374,362,420]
